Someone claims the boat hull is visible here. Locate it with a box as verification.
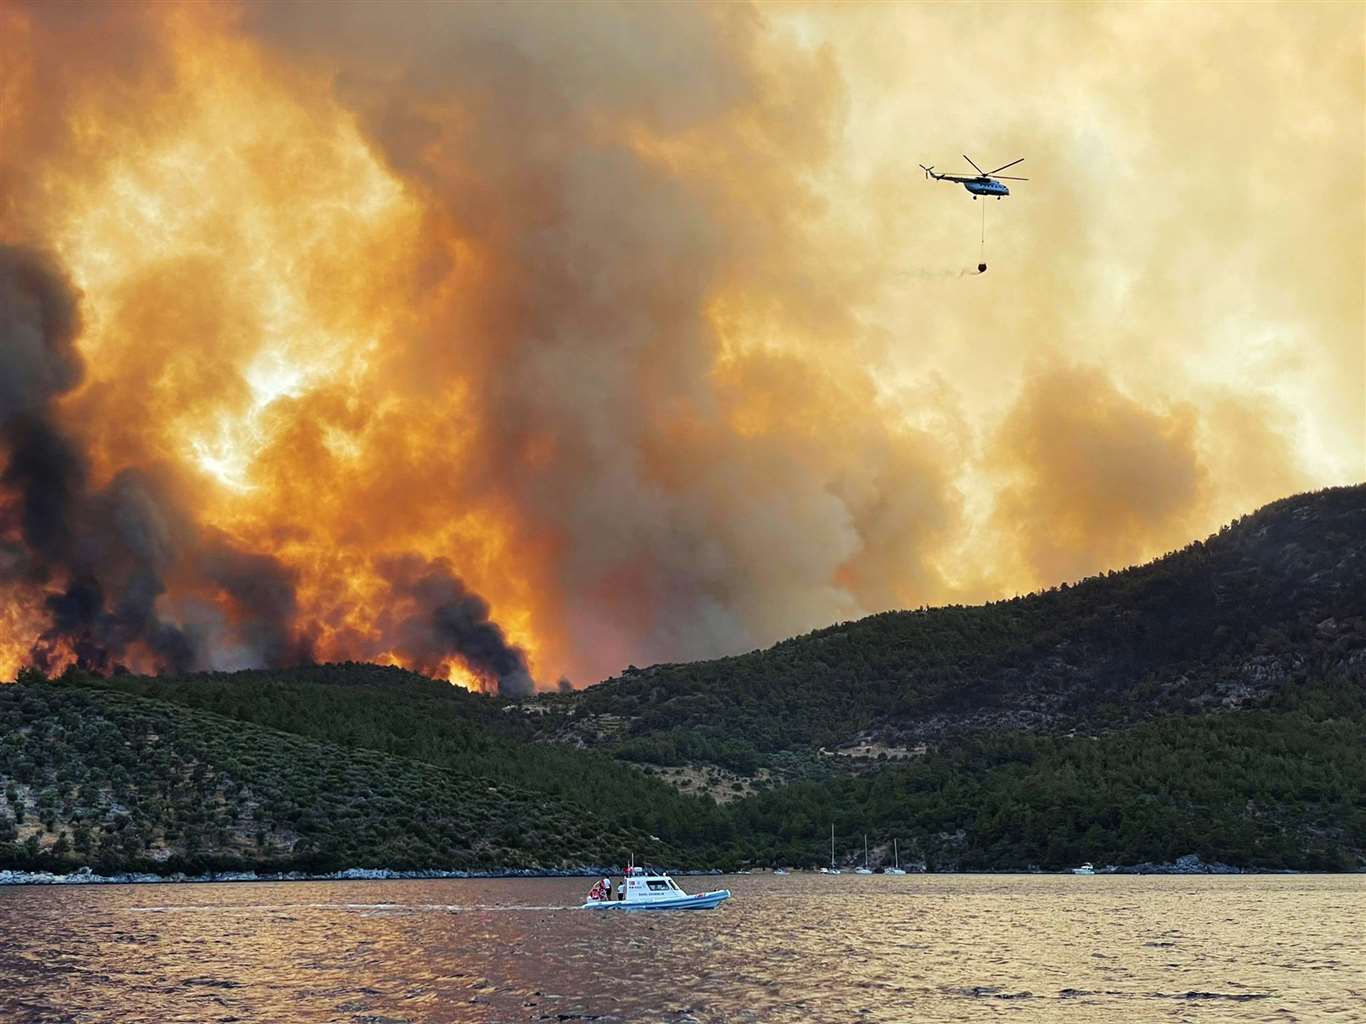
[581,889,731,911]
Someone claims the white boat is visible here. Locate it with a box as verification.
[581,866,730,911]
[854,834,873,874]
[826,824,842,874]
[885,838,907,875]
[773,868,789,875]
[1072,862,1096,875]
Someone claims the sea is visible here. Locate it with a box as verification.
[0,873,1361,1023]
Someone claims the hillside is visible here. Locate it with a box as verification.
[2,666,1361,875]
[0,678,669,875]
[536,486,1366,775]
[80,663,725,844]
[729,673,1366,871]
[1,485,1362,876]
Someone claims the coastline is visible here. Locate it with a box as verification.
[0,859,1334,887]
[0,866,625,887]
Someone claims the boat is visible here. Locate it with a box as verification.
[885,838,907,875]
[854,834,873,874]
[1072,862,1096,875]
[773,868,789,875]
[826,824,842,874]
[581,866,730,911]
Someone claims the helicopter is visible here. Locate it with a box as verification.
[919,155,1027,199]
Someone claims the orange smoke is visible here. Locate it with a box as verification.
[0,2,1355,687]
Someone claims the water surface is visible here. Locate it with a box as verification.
[1,873,1361,1022]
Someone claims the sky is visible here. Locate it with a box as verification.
[0,1,1361,689]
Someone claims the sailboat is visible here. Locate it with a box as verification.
[821,823,842,874]
[885,838,907,875]
[854,834,873,874]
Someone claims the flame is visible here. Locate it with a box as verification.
[1,3,1353,688]
[4,7,542,686]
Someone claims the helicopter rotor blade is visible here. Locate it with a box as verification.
[993,175,1028,181]
[962,153,986,176]
[987,157,1024,175]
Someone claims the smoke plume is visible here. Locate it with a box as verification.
[0,2,1359,688]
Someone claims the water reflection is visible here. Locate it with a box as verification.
[0,874,1361,1022]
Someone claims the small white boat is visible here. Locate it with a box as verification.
[581,867,730,911]
[773,868,789,875]
[885,838,907,875]
[1072,862,1096,875]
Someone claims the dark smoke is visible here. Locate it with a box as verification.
[0,246,84,420]
[1,414,86,570]
[0,246,87,574]
[0,248,230,675]
[0,243,530,689]
[373,554,535,697]
[26,468,200,675]
[199,531,303,668]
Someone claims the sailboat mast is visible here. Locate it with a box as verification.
[830,823,835,868]
[894,838,899,870]
[863,834,868,869]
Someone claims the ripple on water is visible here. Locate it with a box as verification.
[0,874,1361,1023]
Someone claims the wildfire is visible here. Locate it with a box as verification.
[0,6,542,690]
[0,3,1350,690]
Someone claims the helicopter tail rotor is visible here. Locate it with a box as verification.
[919,164,935,180]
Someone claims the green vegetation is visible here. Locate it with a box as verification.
[0,486,1362,875]
[3,667,1361,874]
[0,679,667,875]
[87,663,723,847]
[545,486,1366,773]
[729,674,1366,871]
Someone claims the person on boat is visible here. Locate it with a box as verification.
[588,878,609,902]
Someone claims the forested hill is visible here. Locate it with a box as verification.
[0,680,670,875]
[537,486,1366,772]
[3,669,1361,873]
[0,485,1362,876]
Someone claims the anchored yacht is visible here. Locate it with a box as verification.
[885,838,907,875]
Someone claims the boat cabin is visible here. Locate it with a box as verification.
[616,866,686,903]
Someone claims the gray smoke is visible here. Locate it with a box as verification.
[0,246,292,675]
[372,554,535,697]
[0,244,532,690]
[0,246,84,422]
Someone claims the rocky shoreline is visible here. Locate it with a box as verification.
[1100,854,1247,875]
[0,854,1330,886]
[0,866,628,886]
